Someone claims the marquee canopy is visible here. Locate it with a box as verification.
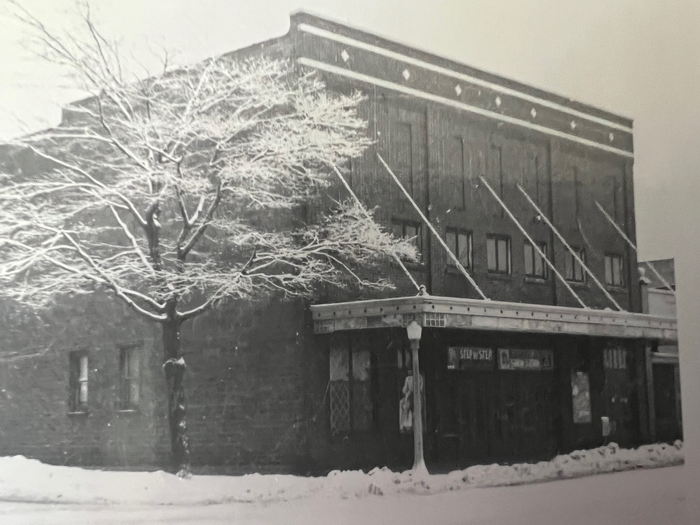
[310,295,677,343]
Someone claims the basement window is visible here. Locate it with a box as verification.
[329,335,373,436]
[69,351,89,413]
[119,347,141,410]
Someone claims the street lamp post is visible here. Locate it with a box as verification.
[406,320,427,474]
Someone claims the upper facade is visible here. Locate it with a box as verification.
[4,12,642,314]
[284,12,640,312]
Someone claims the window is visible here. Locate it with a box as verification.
[486,235,511,274]
[524,241,548,279]
[446,136,466,211]
[119,347,140,409]
[445,228,472,269]
[604,346,627,369]
[69,352,89,412]
[329,336,373,436]
[605,254,624,287]
[564,247,586,282]
[572,167,581,218]
[392,220,422,261]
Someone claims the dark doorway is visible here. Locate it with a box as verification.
[431,345,557,468]
[653,363,682,442]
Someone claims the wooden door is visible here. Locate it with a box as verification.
[602,346,636,445]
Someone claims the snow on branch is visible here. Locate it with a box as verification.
[1,5,412,325]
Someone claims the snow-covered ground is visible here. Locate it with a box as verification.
[0,442,683,505]
[0,441,684,505]
[0,464,698,524]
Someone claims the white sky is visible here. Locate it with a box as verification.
[1,0,699,466]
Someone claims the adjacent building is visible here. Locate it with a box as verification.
[639,258,682,443]
[0,12,679,473]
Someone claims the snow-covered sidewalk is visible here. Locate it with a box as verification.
[0,441,683,506]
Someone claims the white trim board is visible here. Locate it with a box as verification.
[297,57,634,159]
[297,23,633,134]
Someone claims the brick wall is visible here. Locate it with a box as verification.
[0,293,162,466]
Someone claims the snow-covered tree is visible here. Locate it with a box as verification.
[0,5,416,475]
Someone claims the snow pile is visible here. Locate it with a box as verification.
[0,441,683,505]
[457,440,684,488]
[300,440,685,498]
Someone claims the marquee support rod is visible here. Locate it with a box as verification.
[331,164,421,293]
[478,176,588,309]
[517,184,624,311]
[376,152,489,300]
[594,200,676,297]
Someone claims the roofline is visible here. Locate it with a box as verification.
[639,257,675,265]
[289,9,633,126]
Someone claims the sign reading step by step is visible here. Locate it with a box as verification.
[447,346,494,371]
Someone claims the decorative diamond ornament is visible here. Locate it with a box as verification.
[495,96,502,107]
[402,68,411,80]
[454,84,462,96]
[340,49,350,63]
[530,108,537,118]
[609,132,615,142]
[570,120,577,130]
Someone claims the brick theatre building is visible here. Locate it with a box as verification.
[0,12,678,473]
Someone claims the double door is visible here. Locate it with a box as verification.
[439,370,557,466]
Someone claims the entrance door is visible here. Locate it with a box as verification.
[653,363,681,442]
[490,371,556,462]
[441,369,556,465]
[602,346,636,445]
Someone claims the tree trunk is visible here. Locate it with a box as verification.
[161,317,191,477]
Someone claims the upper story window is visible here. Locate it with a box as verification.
[564,247,586,283]
[604,253,625,287]
[524,241,548,279]
[119,347,141,410]
[445,228,472,269]
[392,220,422,261]
[69,351,89,413]
[487,234,511,274]
[446,136,467,211]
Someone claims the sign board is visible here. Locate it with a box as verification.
[498,348,553,371]
[571,371,592,423]
[447,346,494,371]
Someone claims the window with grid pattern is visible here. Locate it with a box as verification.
[604,347,627,369]
[329,336,373,436]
